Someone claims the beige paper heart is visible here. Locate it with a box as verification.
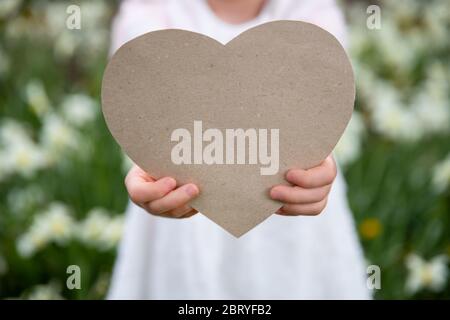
[101,21,355,237]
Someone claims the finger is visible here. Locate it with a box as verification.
[168,206,198,218]
[147,184,199,214]
[277,198,328,216]
[270,184,331,204]
[126,173,177,204]
[148,205,195,219]
[285,156,336,188]
[180,209,198,218]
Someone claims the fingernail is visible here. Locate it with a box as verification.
[185,184,198,197]
[286,170,295,181]
[163,177,176,188]
[287,169,305,181]
[270,188,280,199]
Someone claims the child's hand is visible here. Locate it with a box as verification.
[270,155,337,216]
[125,165,199,218]
[126,155,335,218]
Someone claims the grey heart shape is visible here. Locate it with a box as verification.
[101,21,355,237]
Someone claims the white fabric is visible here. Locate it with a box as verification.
[107,0,370,299]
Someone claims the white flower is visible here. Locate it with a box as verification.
[45,3,82,58]
[43,203,75,244]
[373,20,415,71]
[0,119,31,147]
[80,2,109,28]
[335,111,365,166]
[27,283,62,300]
[410,62,450,134]
[1,140,47,178]
[362,60,448,142]
[99,216,124,249]
[25,80,51,118]
[76,208,110,244]
[17,224,50,257]
[62,94,97,126]
[405,254,448,295]
[432,154,450,193]
[46,2,110,59]
[412,92,449,134]
[77,208,124,250]
[353,62,377,101]
[17,203,75,257]
[0,119,47,179]
[0,0,21,18]
[371,91,422,142]
[44,3,67,37]
[40,113,80,161]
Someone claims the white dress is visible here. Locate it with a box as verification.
[108,0,370,299]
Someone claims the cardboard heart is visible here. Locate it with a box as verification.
[101,21,355,237]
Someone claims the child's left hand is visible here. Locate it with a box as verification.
[270,155,337,216]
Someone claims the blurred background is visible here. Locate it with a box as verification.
[0,0,448,299]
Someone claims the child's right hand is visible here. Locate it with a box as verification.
[125,165,199,218]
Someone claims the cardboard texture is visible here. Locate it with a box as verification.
[101,21,355,237]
